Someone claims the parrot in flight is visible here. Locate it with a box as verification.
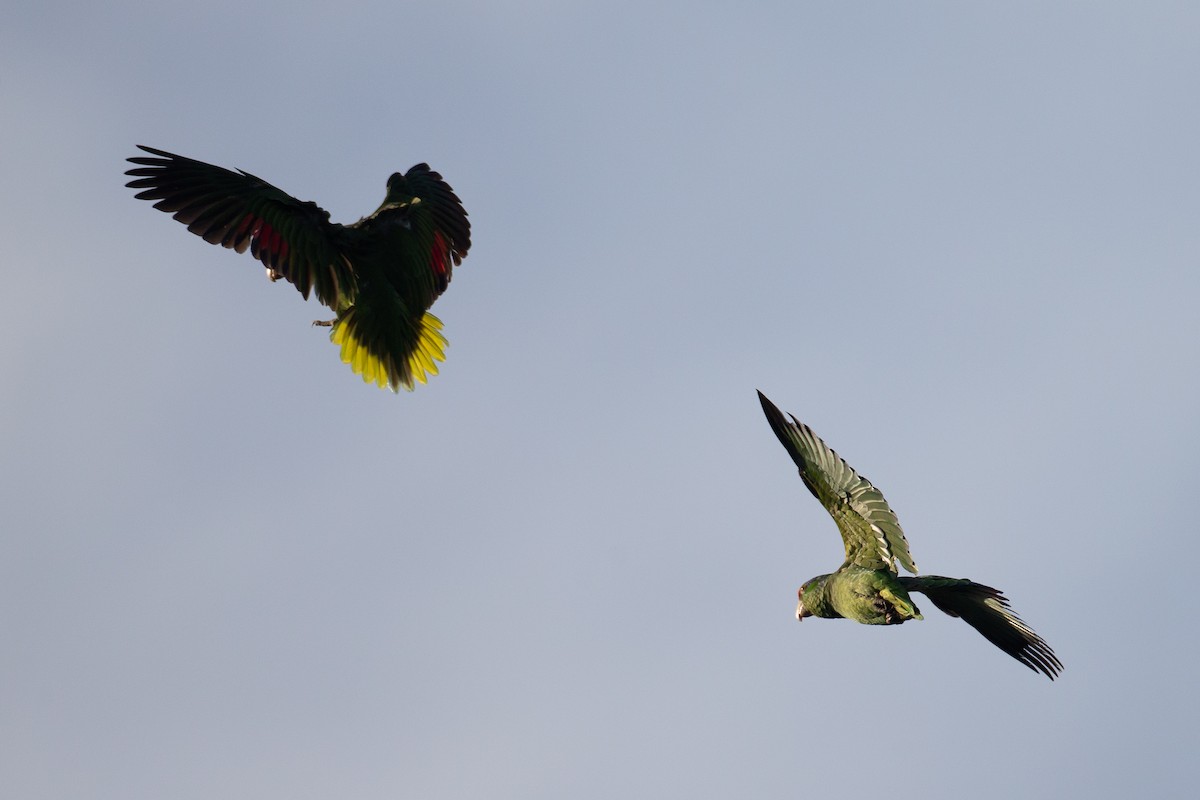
[126,145,471,391]
[757,391,1061,679]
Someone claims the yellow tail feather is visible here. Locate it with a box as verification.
[329,310,447,392]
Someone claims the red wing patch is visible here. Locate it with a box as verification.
[239,214,290,265]
[430,230,450,277]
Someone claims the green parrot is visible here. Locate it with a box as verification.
[758,391,1062,679]
[125,145,471,391]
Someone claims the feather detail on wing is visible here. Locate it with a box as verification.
[900,576,1062,679]
[758,391,918,575]
[401,163,471,270]
[126,145,355,309]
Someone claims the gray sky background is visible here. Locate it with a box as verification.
[3,2,1197,798]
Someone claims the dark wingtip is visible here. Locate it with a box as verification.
[756,389,778,417]
[130,144,172,159]
[757,390,791,438]
[125,145,175,177]
[908,578,1064,680]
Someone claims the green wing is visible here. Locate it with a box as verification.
[365,163,471,302]
[758,391,918,575]
[900,576,1062,679]
[398,163,471,282]
[126,145,355,310]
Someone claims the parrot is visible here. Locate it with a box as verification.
[125,145,471,391]
[757,391,1062,679]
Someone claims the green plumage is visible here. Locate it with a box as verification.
[758,391,1062,679]
[125,146,471,391]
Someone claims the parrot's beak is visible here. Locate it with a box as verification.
[796,600,811,621]
[796,585,812,621]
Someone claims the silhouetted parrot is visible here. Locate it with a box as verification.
[757,391,1061,679]
[126,146,471,391]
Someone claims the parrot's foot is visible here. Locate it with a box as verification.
[312,319,335,327]
[880,588,923,623]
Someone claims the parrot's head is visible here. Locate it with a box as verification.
[386,171,408,196]
[382,172,423,215]
[796,580,816,621]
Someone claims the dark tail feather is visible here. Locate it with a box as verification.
[899,576,1062,680]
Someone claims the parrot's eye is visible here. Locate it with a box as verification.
[797,586,805,599]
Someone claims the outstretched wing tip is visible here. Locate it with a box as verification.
[126,145,352,308]
[758,391,918,575]
[906,577,1062,680]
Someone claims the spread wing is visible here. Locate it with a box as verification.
[900,576,1062,679]
[371,163,471,302]
[757,391,917,575]
[403,163,471,280]
[126,145,355,309]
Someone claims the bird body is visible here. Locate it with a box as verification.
[799,567,924,625]
[125,146,471,391]
[758,390,1061,679]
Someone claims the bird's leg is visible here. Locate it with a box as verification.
[880,588,923,621]
[312,319,335,327]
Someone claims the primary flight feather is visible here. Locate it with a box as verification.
[758,390,1061,679]
[125,145,471,391]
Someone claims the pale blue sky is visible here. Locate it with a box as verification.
[3,2,1198,798]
